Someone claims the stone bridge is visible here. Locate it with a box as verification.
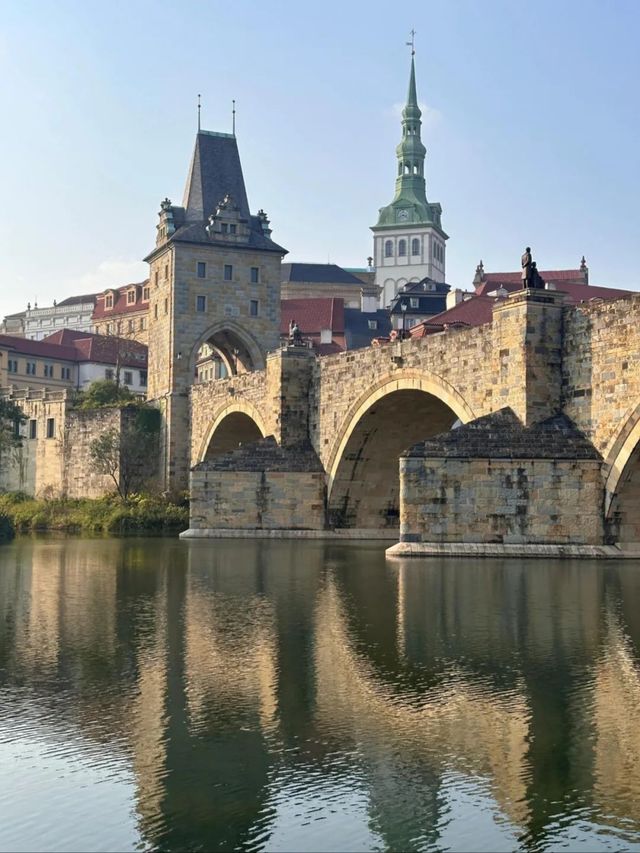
[185,290,640,550]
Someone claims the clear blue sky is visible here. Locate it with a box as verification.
[1,0,639,316]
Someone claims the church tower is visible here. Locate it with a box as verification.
[372,51,448,307]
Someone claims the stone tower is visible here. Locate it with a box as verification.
[145,128,287,491]
[372,54,448,307]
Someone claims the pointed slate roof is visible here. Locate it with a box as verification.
[182,131,250,223]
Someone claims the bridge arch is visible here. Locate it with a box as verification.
[604,403,640,544]
[198,401,267,463]
[326,370,476,530]
[189,320,266,381]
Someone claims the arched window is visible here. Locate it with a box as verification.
[411,238,420,256]
[398,239,407,257]
[384,240,393,258]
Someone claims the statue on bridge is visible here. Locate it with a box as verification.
[521,247,532,289]
[288,319,303,346]
[521,248,546,290]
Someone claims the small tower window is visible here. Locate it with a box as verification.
[404,164,410,175]
[413,164,419,174]
[411,238,421,256]
[398,239,407,257]
[384,240,393,258]
[224,264,233,281]
[197,262,206,278]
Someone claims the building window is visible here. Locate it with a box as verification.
[106,323,112,335]
[46,418,55,439]
[116,321,122,334]
[127,290,136,305]
[105,294,114,309]
[142,286,150,301]
[398,239,407,257]
[105,369,114,380]
[164,298,168,314]
[368,319,378,330]
[197,262,206,278]
[8,359,17,373]
[123,371,133,385]
[128,319,135,332]
[164,264,169,280]
[410,297,419,308]
[154,304,158,319]
[140,370,147,386]
[224,264,233,281]
[29,420,37,439]
[250,300,259,317]
[196,295,206,312]
[26,361,36,376]
[140,317,146,331]
[221,223,228,234]
[250,267,260,284]
[61,367,71,380]
[384,240,393,258]
[154,271,159,286]
[229,224,237,234]
[44,364,53,378]
[411,238,421,256]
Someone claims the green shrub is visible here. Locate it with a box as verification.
[0,492,188,536]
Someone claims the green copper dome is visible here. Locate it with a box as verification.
[373,56,445,233]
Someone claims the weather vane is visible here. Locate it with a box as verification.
[406,29,416,56]
[197,93,201,131]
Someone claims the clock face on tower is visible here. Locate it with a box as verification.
[397,209,409,222]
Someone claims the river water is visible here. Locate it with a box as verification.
[1,537,640,852]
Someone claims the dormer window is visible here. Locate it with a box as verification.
[105,293,114,310]
[142,286,150,301]
[127,290,136,305]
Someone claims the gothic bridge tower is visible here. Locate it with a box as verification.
[145,127,287,491]
[372,53,448,307]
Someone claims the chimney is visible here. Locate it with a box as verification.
[361,288,379,313]
[446,289,465,309]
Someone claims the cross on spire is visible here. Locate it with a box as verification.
[406,29,416,56]
[197,94,201,131]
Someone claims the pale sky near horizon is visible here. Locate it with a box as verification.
[1,0,639,317]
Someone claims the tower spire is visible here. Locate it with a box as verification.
[232,99,236,137]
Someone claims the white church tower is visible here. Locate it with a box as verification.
[372,48,448,307]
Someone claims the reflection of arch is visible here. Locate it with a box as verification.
[198,401,267,462]
[327,371,475,494]
[189,321,265,379]
[326,371,475,529]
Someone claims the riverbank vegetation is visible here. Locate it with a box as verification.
[0,492,188,536]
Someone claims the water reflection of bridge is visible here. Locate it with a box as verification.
[1,539,640,850]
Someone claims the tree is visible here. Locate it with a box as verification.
[78,379,136,410]
[0,398,26,473]
[89,408,160,500]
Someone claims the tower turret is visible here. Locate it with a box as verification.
[372,48,448,306]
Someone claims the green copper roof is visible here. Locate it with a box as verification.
[373,56,445,234]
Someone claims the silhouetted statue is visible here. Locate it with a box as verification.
[521,246,532,289]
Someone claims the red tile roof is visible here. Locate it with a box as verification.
[476,277,633,304]
[0,334,78,361]
[409,296,500,338]
[92,281,150,320]
[45,331,147,368]
[280,298,345,335]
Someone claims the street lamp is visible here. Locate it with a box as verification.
[401,301,408,339]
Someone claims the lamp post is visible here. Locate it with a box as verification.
[401,301,408,340]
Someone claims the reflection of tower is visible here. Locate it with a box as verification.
[372,51,448,307]
[145,124,288,491]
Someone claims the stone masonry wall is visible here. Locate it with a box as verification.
[562,293,640,460]
[0,391,151,499]
[400,456,604,545]
[189,469,326,530]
